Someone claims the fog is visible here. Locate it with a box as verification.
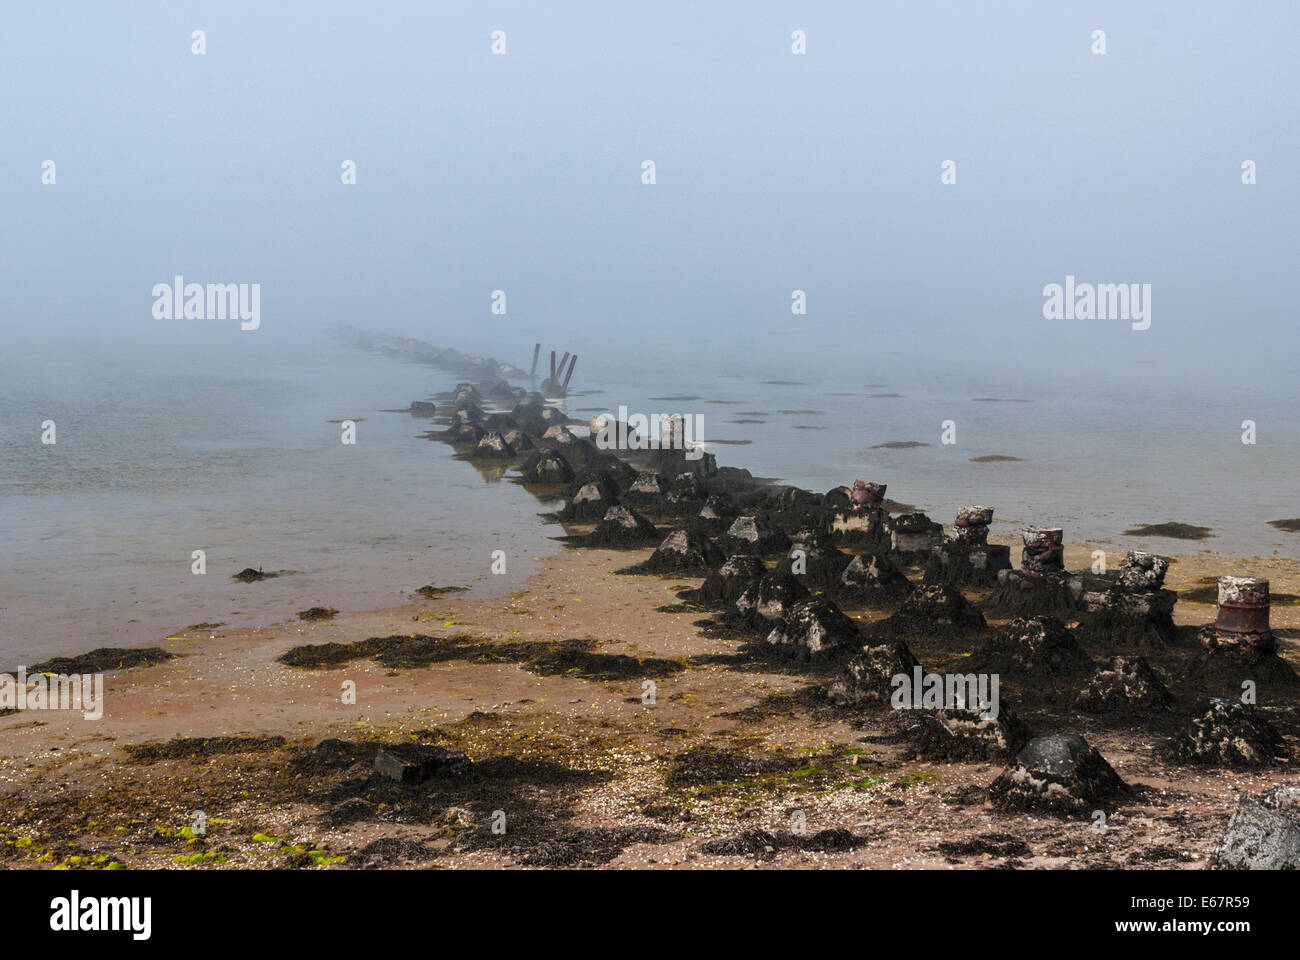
[3,1,1297,390]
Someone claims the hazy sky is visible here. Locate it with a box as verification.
[3,1,1297,385]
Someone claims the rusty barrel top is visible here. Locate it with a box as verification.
[1216,576,1270,636]
[1022,527,1064,548]
[852,480,886,505]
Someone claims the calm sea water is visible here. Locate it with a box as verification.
[2,333,1296,664]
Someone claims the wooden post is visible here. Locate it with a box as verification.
[530,343,541,378]
[562,355,577,391]
[550,350,557,380]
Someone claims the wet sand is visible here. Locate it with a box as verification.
[1,533,1296,870]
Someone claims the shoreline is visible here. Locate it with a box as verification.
[3,361,1298,870]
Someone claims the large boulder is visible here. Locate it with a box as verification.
[474,431,515,459]
[623,471,669,507]
[891,512,944,555]
[518,450,575,485]
[989,733,1129,815]
[971,616,1092,677]
[904,703,1034,763]
[1159,698,1287,768]
[374,743,471,784]
[1208,784,1300,869]
[733,572,810,628]
[878,583,986,637]
[560,475,619,521]
[586,505,660,548]
[695,554,767,606]
[836,553,913,605]
[634,528,725,573]
[719,515,792,556]
[765,598,860,659]
[666,473,708,509]
[694,494,738,534]
[826,640,922,707]
[1075,656,1172,713]
[774,540,850,590]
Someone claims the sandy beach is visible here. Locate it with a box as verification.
[3,524,1296,870]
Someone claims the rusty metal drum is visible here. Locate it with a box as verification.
[1215,576,1270,637]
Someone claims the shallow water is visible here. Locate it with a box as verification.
[2,335,1296,663]
[0,339,559,663]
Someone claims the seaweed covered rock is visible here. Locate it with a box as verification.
[650,447,717,480]
[560,475,619,521]
[480,411,518,433]
[518,449,575,484]
[631,528,724,573]
[773,538,849,591]
[904,702,1034,763]
[877,583,986,637]
[719,515,792,556]
[1186,629,1299,687]
[585,505,660,547]
[1208,784,1300,869]
[733,572,810,628]
[666,472,707,509]
[1159,698,1286,768]
[474,431,515,459]
[694,494,738,534]
[826,640,922,707]
[502,427,534,452]
[836,553,913,605]
[891,511,944,556]
[374,743,472,784]
[694,554,767,606]
[970,616,1092,677]
[829,500,891,552]
[623,471,669,507]
[989,733,1129,815]
[1077,552,1178,645]
[765,598,860,659]
[447,421,486,443]
[1074,656,1172,713]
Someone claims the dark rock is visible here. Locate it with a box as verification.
[971,616,1092,677]
[695,554,767,606]
[733,572,810,627]
[502,427,534,452]
[234,567,267,582]
[891,512,944,555]
[561,476,620,521]
[719,515,791,556]
[447,421,486,443]
[765,598,860,659]
[905,702,1034,763]
[409,400,437,416]
[1075,656,1172,713]
[878,583,987,637]
[585,505,660,547]
[989,733,1129,815]
[623,471,669,506]
[632,528,725,573]
[1208,783,1300,869]
[666,472,707,509]
[836,553,913,605]
[1160,698,1286,768]
[518,450,575,485]
[774,541,850,590]
[373,743,471,784]
[827,640,922,707]
[474,431,515,458]
[297,606,339,621]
